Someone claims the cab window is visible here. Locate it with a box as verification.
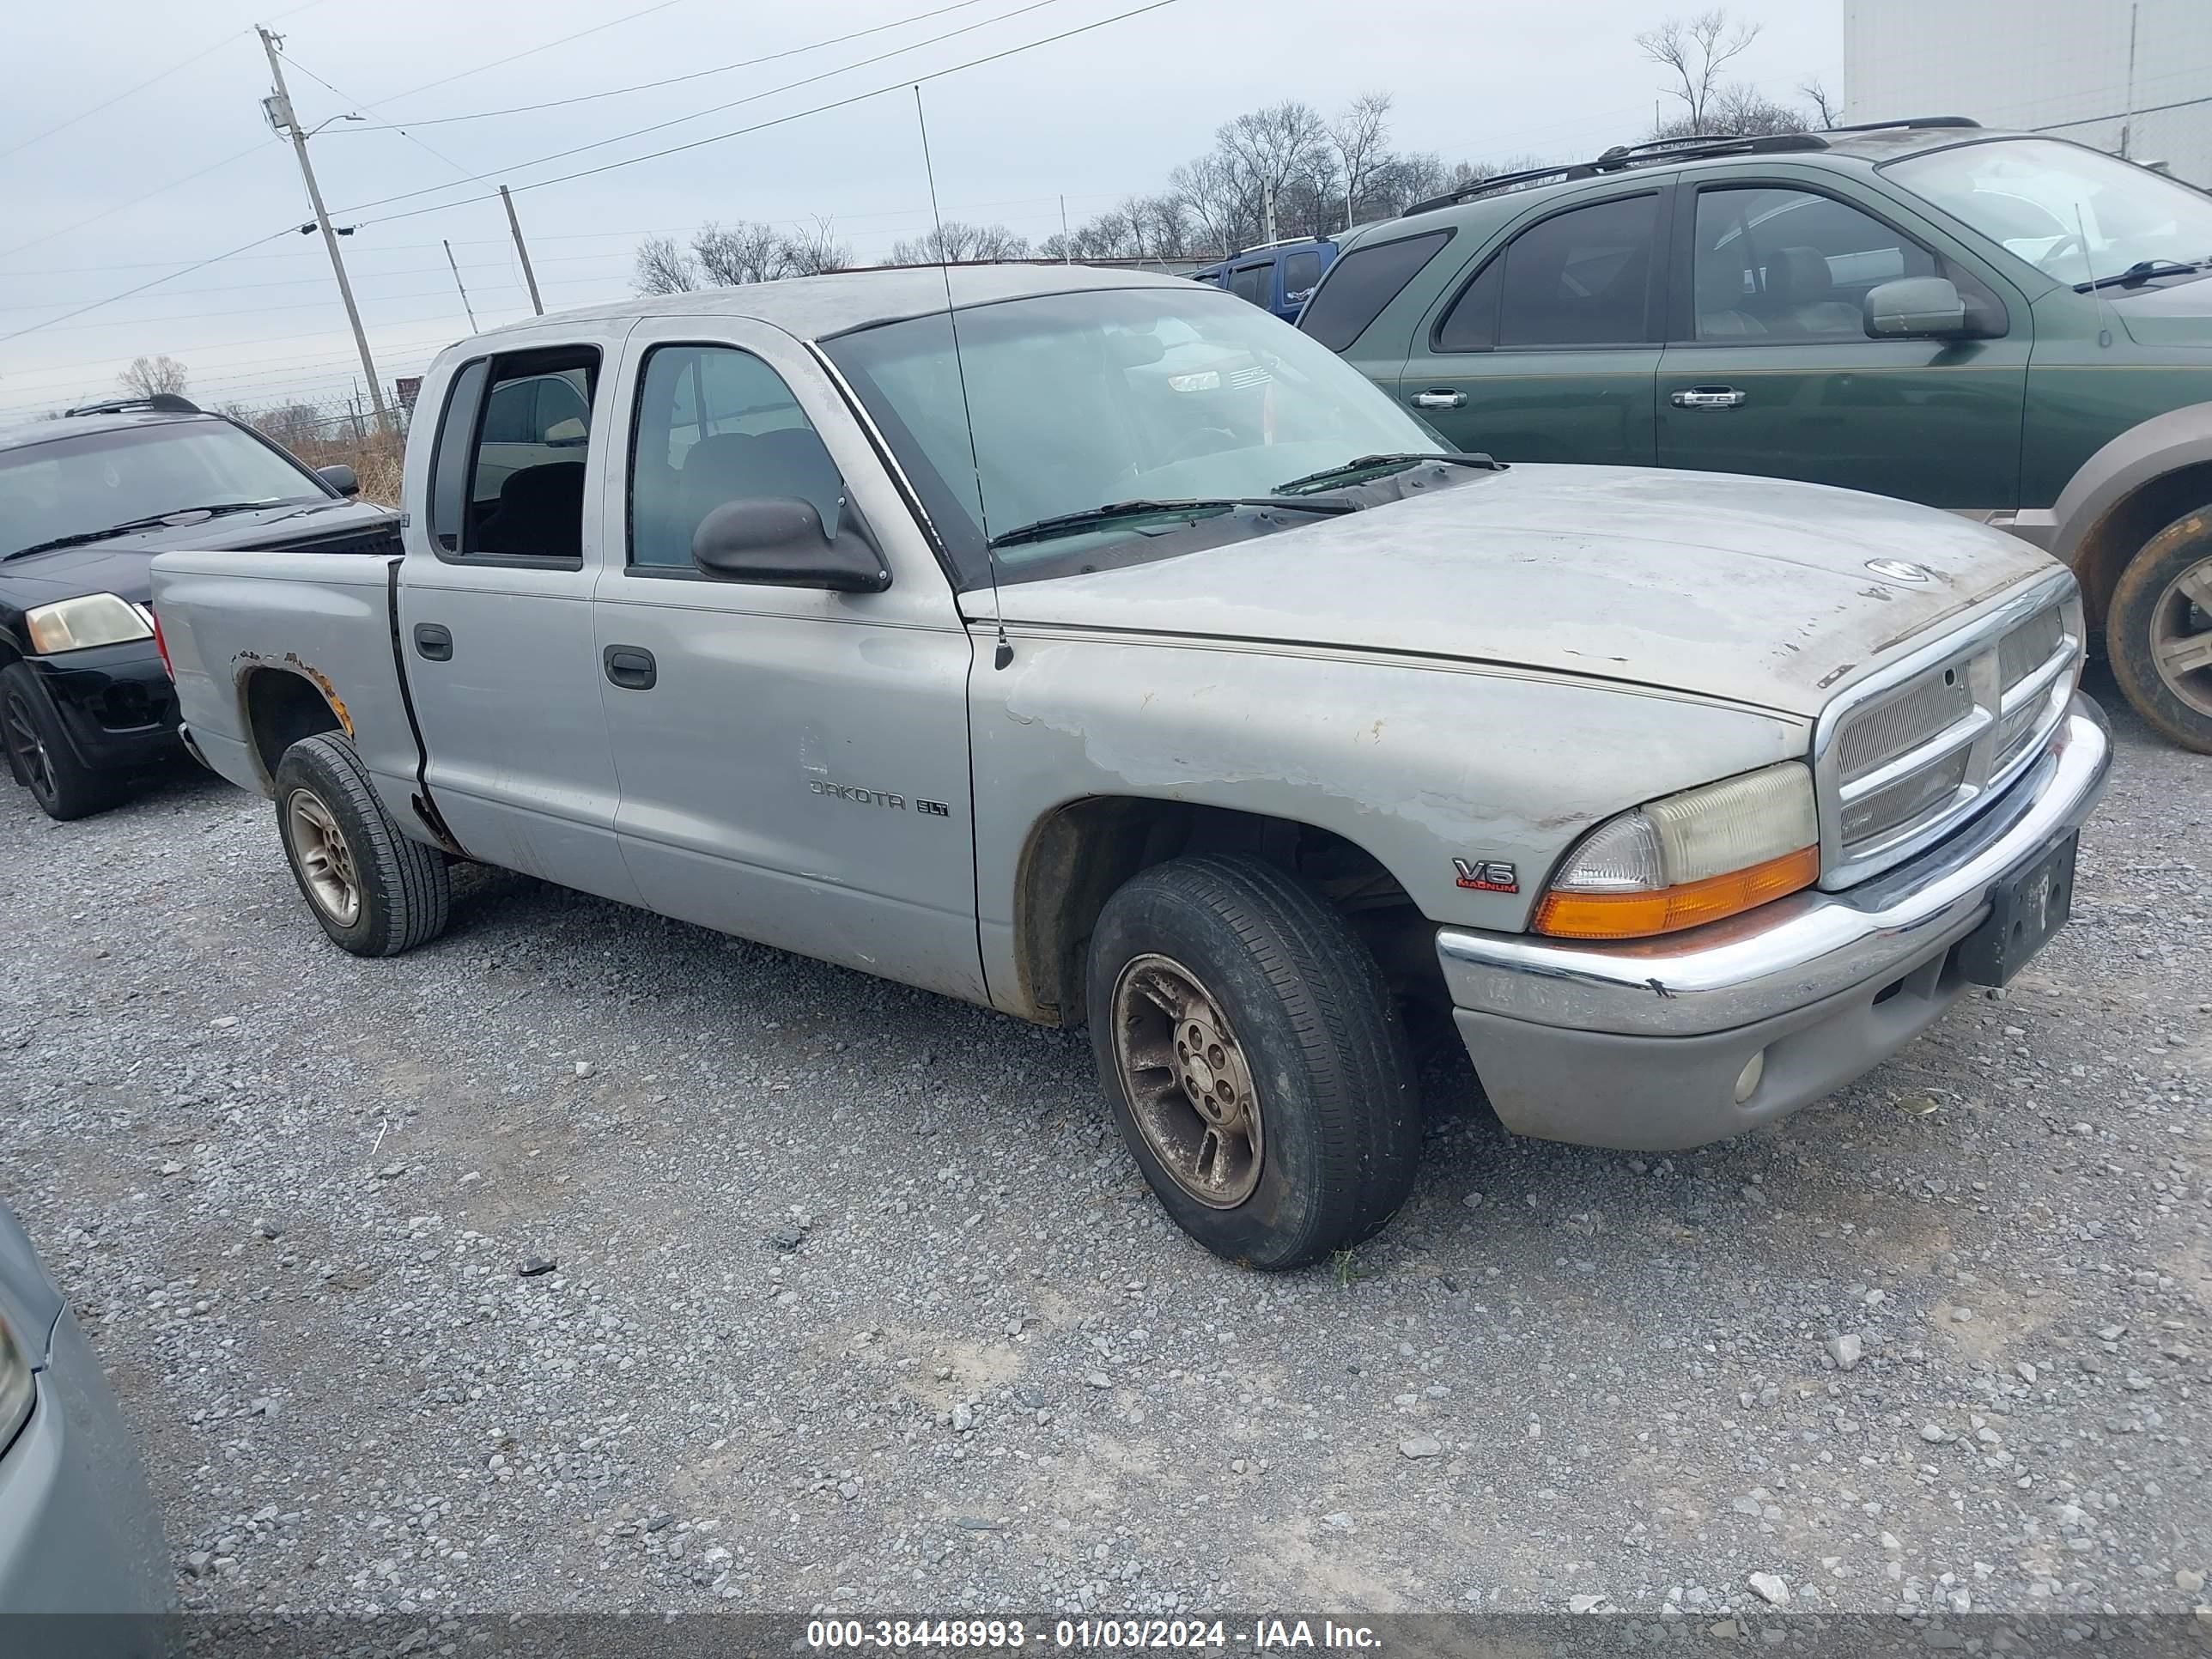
[628,343,845,572]
[428,348,599,562]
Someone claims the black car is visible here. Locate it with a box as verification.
[0,395,400,819]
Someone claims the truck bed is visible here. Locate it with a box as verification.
[152,550,421,822]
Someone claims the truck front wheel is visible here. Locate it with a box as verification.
[273,733,451,956]
[1085,854,1420,1271]
[2106,509,2212,754]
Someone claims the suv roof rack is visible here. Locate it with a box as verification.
[64,392,202,417]
[1228,235,1330,258]
[1403,118,1981,216]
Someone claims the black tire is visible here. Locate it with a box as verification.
[1085,854,1420,1271]
[2106,507,2212,755]
[272,732,451,956]
[0,661,125,822]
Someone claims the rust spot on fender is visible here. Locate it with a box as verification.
[282,653,353,737]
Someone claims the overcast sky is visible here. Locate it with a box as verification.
[0,0,1843,420]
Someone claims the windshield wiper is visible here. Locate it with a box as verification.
[2075,258,2206,292]
[1272,452,1504,495]
[987,496,1353,550]
[6,500,294,561]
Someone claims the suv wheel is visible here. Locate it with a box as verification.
[1,662,125,821]
[2106,509,2212,754]
[1085,854,1420,1271]
[274,733,451,955]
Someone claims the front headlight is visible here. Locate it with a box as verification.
[25,592,155,654]
[1534,762,1820,939]
[0,1311,33,1449]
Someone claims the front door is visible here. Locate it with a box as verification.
[398,336,641,904]
[1656,180,2029,509]
[1395,188,1668,465]
[591,322,984,1001]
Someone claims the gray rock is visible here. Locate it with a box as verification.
[1747,1572,1790,1607]
[1398,1434,1443,1459]
[1920,1423,1948,1443]
[1826,1333,1863,1371]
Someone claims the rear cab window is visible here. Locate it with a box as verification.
[1297,230,1452,351]
[428,347,600,565]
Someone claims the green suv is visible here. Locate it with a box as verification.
[1300,118,2212,750]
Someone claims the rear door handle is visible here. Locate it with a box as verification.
[1411,389,1466,410]
[1670,385,1747,410]
[412,623,453,661]
[603,644,656,691]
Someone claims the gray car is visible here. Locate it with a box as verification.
[0,1196,170,1621]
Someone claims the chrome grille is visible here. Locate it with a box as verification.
[1814,574,2081,890]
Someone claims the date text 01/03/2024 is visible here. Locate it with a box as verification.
[804,1619,1382,1649]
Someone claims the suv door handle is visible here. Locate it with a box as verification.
[603,644,656,691]
[412,623,453,661]
[1411,389,1466,410]
[1670,385,1747,410]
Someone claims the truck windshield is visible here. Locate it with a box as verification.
[822,287,1443,587]
[2,421,325,557]
[1886,138,2212,288]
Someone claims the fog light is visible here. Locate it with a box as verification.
[1734,1050,1765,1104]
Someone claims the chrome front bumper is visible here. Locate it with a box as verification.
[1434,698,2112,1150]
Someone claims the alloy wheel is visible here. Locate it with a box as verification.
[1109,952,1265,1209]
[3,691,56,806]
[286,788,362,927]
[2149,554,2212,719]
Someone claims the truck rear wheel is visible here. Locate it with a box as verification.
[2106,509,2212,754]
[1086,854,1420,1271]
[273,733,450,956]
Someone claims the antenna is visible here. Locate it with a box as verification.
[914,83,1011,671]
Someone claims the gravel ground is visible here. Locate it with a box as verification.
[2,663,2207,1628]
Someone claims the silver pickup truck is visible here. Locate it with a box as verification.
[152,265,2112,1269]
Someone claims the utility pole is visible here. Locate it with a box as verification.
[2121,3,2140,159]
[258,27,392,437]
[1262,181,1276,246]
[441,240,478,331]
[1060,195,1072,264]
[499,185,545,315]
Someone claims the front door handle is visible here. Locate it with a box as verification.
[1670,385,1747,410]
[1411,389,1466,410]
[603,644,656,691]
[413,623,453,661]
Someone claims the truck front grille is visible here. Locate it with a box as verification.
[1814,572,2081,889]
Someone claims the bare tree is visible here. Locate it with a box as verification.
[1216,100,1334,242]
[1799,78,1842,128]
[633,235,697,295]
[693,221,790,285]
[888,221,1031,264]
[1169,152,1243,258]
[1637,9,1762,135]
[118,355,188,399]
[779,216,851,276]
[1328,92,1395,229]
[1652,85,1808,141]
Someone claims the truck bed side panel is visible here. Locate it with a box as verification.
[150,550,418,821]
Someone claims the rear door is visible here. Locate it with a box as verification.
[1395,188,1669,465]
[396,327,642,903]
[1655,174,2029,508]
[590,318,984,1001]
[1227,259,1274,312]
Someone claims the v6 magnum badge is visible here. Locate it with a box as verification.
[1453,858,1518,894]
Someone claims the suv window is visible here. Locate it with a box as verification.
[629,343,844,571]
[1281,249,1322,296]
[1492,193,1660,348]
[1228,263,1272,305]
[432,349,598,562]
[1692,186,1936,341]
[1297,229,1451,351]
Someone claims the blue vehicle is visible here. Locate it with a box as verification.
[1190,237,1337,321]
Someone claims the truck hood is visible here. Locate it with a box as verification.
[0,499,395,608]
[988,465,2060,718]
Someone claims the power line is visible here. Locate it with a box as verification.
[371,0,699,109]
[2031,92,2212,135]
[0,138,277,263]
[0,227,299,346]
[276,48,477,181]
[353,0,1182,231]
[334,0,1073,222]
[0,1,325,164]
[382,0,998,129]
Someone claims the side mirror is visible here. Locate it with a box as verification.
[691,496,890,592]
[316,463,360,496]
[1864,276,1972,339]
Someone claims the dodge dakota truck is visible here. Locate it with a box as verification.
[150,265,2112,1269]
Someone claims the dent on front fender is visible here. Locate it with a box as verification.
[970,633,1810,944]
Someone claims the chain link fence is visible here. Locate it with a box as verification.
[216,391,416,507]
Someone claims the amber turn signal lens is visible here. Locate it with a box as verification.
[1533,844,1820,940]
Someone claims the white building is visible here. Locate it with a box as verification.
[1844,0,2212,185]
